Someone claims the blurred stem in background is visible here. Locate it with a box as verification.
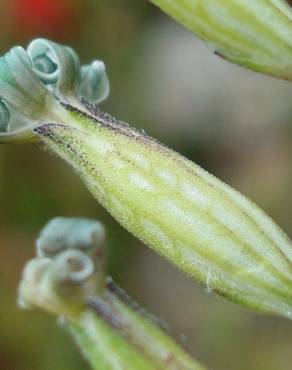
[18,217,205,370]
[149,0,292,81]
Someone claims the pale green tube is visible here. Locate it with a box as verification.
[34,103,292,319]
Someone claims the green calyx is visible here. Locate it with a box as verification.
[0,38,109,143]
[150,0,292,81]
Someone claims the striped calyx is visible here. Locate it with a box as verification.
[35,104,292,320]
[150,0,292,81]
[1,39,292,319]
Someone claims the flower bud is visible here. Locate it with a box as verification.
[150,0,292,81]
[18,217,205,370]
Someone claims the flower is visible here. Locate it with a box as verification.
[18,217,105,316]
[1,39,292,319]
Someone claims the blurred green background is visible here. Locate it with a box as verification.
[1,1,292,369]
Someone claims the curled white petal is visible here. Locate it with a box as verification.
[18,250,98,316]
[27,38,81,95]
[18,257,52,310]
[36,217,106,258]
[53,249,95,284]
[78,60,110,104]
[0,99,9,132]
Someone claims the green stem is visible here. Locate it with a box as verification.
[69,310,157,370]
[68,288,205,370]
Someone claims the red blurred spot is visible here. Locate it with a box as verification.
[11,0,76,37]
